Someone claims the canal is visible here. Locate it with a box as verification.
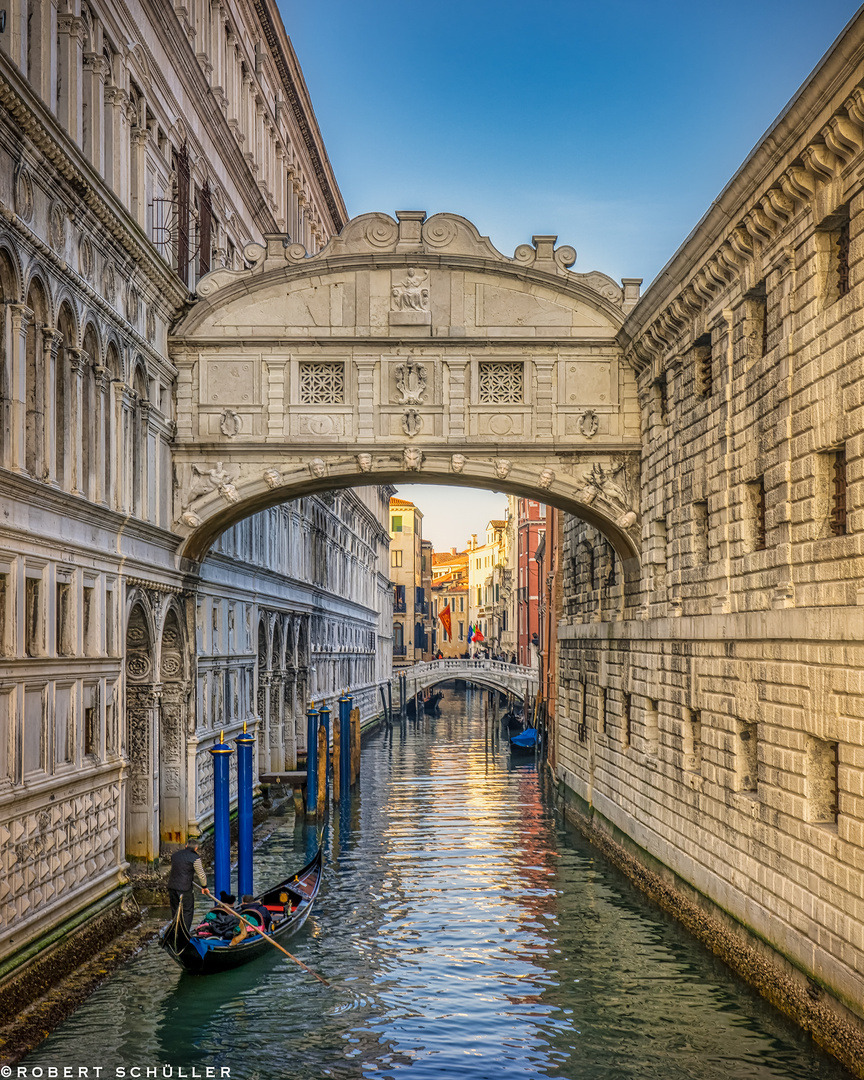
[26,687,851,1079]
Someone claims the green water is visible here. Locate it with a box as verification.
[24,687,852,1079]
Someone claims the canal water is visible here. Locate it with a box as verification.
[27,687,851,1080]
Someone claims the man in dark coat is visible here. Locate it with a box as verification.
[166,838,209,930]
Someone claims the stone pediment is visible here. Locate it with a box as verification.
[181,211,629,340]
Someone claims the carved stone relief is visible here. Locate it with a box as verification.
[401,409,422,437]
[391,267,429,311]
[394,359,428,405]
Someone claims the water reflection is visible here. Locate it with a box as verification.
[28,686,851,1079]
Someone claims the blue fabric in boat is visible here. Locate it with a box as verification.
[511,728,538,747]
[189,931,262,957]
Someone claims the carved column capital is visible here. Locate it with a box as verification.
[93,364,112,394]
[8,303,34,334]
[67,347,88,375]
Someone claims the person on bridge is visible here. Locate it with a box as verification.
[166,837,210,931]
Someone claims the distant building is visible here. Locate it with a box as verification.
[389,497,431,664]
[431,548,469,657]
[466,520,508,654]
[515,498,546,666]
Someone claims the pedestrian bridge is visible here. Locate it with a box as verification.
[399,658,539,701]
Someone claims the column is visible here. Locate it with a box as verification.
[56,14,84,143]
[82,54,107,172]
[41,327,61,486]
[284,671,298,769]
[67,347,86,495]
[270,672,283,772]
[130,126,150,228]
[5,304,32,473]
[92,365,109,504]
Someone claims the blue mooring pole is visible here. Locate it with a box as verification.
[339,691,352,797]
[306,702,319,816]
[235,722,255,898]
[318,701,331,803]
[209,733,235,899]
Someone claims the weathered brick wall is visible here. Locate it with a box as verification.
[557,15,864,1030]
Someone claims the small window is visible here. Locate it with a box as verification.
[747,479,767,551]
[623,692,632,748]
[25,575,41,657]
[694,333,713,396]
[391,515,403,533]
[807,736,839,825]
[391,549,403,568]
[56,582,73,655]
[830,449,847,537]
[478,360,524,404]
[299,361,345,404]
[692,502,708,565]
[737,721,757,793]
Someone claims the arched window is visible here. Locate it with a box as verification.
[103,342,120,506]
[24,279,47,478]
[55,303,75,490]
[80,324,99,500]
[132,363,148,518]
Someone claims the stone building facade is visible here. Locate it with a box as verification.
[0,0,392,966]
[557,14,864,1056]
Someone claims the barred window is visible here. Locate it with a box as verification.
[299,361,345,404]
[478,361,523,404]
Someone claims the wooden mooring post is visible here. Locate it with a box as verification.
[350,706,361,785]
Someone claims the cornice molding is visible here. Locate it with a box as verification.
[621,54,864,374]
[0,60,189,316]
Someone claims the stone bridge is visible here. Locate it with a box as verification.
[401,658,538,701]
[169,211,644,586]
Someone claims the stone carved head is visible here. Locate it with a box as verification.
[451,454,466,474]
[308,457,327,479]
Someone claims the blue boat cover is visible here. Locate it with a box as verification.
[511,728,538,748]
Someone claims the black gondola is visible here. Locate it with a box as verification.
[406,690,443,716]
[159,847,323,976]
[510,727,539,757]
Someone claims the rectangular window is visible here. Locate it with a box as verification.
[55,684,73,765]
[807,736,839,825]
[737,720,757,793]
[24,686,45,775]
[105,585,115,655]
[830,449,847,537]
[458,621,464,640]
[692,502,708,565]
[683,708,702,773]
[83,684,99,758]
[393,584,406,613]
[56,581,72,656]
[747,478,767,551]
[391,549,403,568]
[83,585,95,656]
[175,143,191,286]
[623,692,632,748]
[599,687,607,735]
[643,698,659,757]
[837,216,850,298]
[478,360,524,404]
[391,515,403,533]
[299,361,345,405]
[198,179,212,280]
[25,575,41,657]
[0,570,8,656]
[694,333,713,396]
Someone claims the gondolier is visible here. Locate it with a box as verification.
[166,837,210,931]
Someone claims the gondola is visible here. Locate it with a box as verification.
[159,847,323,976]
[510,727,539,757]
[406,690,443,716]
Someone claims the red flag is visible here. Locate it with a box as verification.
[438,604,452,640]
[472,625,485,643]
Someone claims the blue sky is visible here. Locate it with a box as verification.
[281,1,858,549]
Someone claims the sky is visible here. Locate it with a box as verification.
[282,0,859,551]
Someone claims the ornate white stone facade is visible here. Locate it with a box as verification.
[0,0,394,966]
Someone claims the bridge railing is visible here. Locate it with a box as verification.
[404,658,538,685]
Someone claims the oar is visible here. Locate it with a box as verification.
[194,884,332,988]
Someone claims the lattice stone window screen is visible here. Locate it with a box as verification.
[478,361,524,404]
[299,361,345,404]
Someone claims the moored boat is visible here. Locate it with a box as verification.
[509,727,539,757]
[159,847,323,976]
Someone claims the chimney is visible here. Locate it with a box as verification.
[450,547,457,555]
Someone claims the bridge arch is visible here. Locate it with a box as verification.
[169,210,644,590]
[401,659,539,702]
